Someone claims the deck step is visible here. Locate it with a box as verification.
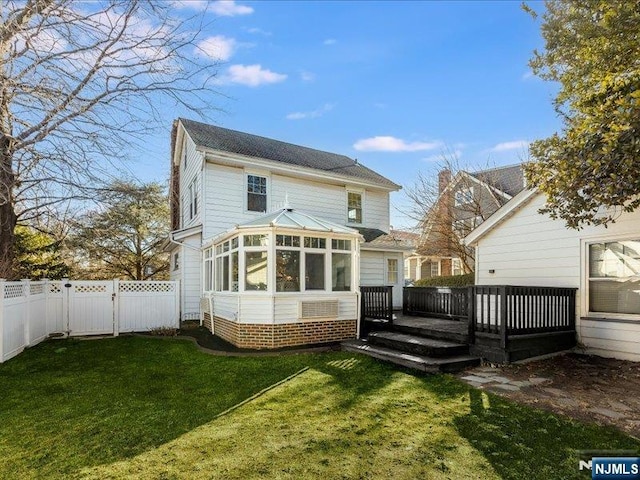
[342,340,480,373]
[368,331,469,357]
[392,322,469,344]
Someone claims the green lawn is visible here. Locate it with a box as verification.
[0,337,637,479]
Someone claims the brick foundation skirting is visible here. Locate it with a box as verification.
[203,314,357,349]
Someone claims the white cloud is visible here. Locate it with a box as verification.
[211,0,254,16]
[219,64,287,87]
[195,35,237,61]
[173,0,253,15]
[300,70,315,82]
[521,71,534,80]
[286,103,335,120]
[373,102,387,109]
[323,38,337,45]
[490,140,529,152]
[353,136,442,152]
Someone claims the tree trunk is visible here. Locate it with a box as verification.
[0,137,17,279]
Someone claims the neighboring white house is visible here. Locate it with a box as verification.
[465,189,640,362]
[167,118,406,348]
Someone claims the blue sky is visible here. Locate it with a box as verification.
[136,1,560,229]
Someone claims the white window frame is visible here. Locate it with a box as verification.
[346,189,364,225]
[452,258,463,276]
[584,236,640,320]
[454,187,474,206]
[430,261,440,277]
[246,173,269,213]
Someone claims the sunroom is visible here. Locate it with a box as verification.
[200,208,362,349]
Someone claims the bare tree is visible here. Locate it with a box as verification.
[0,0,220,278]
[405,154,520,274]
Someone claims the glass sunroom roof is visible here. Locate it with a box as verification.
[237,208,358,235]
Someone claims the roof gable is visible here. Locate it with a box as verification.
[178,118,399,190]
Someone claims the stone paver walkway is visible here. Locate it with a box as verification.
[457,354,640,437]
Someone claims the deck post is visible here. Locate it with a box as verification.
[467,286,475,345]
[500,286,508,352]
[402,287,408,316]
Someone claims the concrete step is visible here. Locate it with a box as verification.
[368,331,469,357]
[342,340,480,373]
[392,323,469,344]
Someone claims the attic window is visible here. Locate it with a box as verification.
[247,175,267,212]
[455,187,474,206]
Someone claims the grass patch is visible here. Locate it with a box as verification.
[0,336,637,479]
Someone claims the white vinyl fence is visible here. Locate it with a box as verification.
[0,279,180,363]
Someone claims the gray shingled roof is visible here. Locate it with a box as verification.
[179,118,400,190]
[469,164,525,197]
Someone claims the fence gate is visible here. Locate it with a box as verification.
[67,281,115,336]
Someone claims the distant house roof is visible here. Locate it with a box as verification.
[469,164,525,198]
[357,227,417,251]
[179,118,400,190]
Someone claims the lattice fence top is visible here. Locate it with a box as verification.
[49,283,62,294]
[119,282,175,293]
[4,283,25,299]
[30,283,45,295]
[75,284,108,294]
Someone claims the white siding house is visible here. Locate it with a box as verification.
[466,190,640,362]
[167,119,405,348]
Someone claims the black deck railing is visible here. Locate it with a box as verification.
[360,286,393,322]
[403,286,468,320]
[401,285,577,346]
[472,285,576,336]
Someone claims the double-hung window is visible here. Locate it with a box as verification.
[247,175,267,212]
[387,258,398,284]
[188,177,198,220]
[347,191,362,224]
[588,240,640,315]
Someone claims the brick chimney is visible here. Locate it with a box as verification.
[438,169,451,194]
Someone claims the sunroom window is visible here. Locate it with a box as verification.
[588,240,640,315]
[276,250,300,292]
[332,253,351,291]
[214,238,239,292]
[245,251,268,291]
[208,208,358,296]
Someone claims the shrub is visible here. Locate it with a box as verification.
[413,273,475,287]
[148,327,178,336]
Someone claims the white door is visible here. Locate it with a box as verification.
[67,281,114,336]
